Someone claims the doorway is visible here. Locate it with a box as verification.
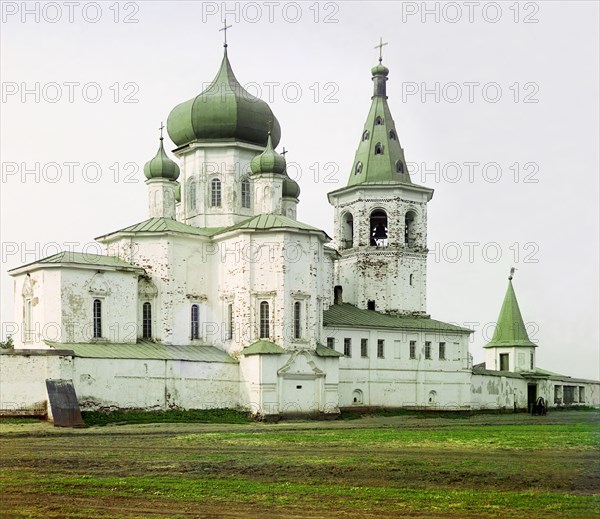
[527,383,537,413]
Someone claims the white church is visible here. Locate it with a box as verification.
[2,42,598,419]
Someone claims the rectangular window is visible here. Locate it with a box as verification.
[24,298,33,343]
[563,386,575,404]
[326,337,335,349]
[579,386,585,403]
[499,353,509,371]
[377,339,384,358]
[409,340,416,359]
[360,338,368,357]
[530,352,534,370]
[227,303,233,340]
[191,304,200,340]
[438,342,446,360]
[425,341,431,359]
[241,180,251,209]
[211,179,222,207]
[344,338,351,357]
[293,302,301,339]
[554,385,562,404]
[259,301,270,339]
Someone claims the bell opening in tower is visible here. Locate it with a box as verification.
[370,210,388,247]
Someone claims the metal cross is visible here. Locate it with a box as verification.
[219,18,232,47]
[159,122,165,139]
[374,37,388,63]
[281,147,288,157]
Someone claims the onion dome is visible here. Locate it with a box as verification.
[250,132,286,175]
[144,136,180,181]
[282,175,300,199]
[167,48,281,148]
[371,63,389,77]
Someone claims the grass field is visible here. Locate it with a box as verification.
[1,410,599,518]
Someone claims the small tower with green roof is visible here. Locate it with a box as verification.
[484,269,537,372]
[327,44,433,315]
[144,125,180,220]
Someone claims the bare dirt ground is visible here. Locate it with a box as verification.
[1,410,599,518]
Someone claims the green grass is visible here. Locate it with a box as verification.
[81,408,251,426]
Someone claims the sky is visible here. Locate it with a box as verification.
[1,1,598,379]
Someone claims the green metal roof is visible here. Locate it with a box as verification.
[96,217,223,240]
[45,340,237,363]
[9,252,144,274]
[144,137,180,181]
[323,303,472,333]
[346,63,411,187]
[216,213,328,238]
[315,343,344,357]
[167,48,280,149]
[484,280,537,348]
[241,340,285,356]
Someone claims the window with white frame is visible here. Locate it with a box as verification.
[241,179,251,209]
[326,337,335,349]
[210,178,222,207]
[425,341,431,359]
[93,299,102,338]
[293,301,302,339]
[360,338,368,357]
[377,339,385,358]
[409,340,416,359]
[259,301,270,338]
[438,342,446,360]
[191,304,200,340]
[344,338,351,357]
[142,302,152,339]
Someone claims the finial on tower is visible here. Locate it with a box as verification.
[219,17,232,48]
[158,121,165,141]
[374,37,388,64]
[509,267,516,280]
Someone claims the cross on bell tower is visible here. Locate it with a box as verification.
[219,18,232,48]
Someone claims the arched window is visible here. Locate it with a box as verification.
[259,301,270,339]
[293,302,301,339]
[362,130,370,141]
[352,389,364,404]
[188,180,197,210]
[210,178,221,207]
[374,143,383,155]
[405,210,416,247]
[341,212,354,249]
[241,179,251,209]
[354,161,363,175]
[428,390,438,404]
[191,304,200,340]
[375,116,383,125]
[396,160,404,174]
[93,299,102,338]
[142,302,152,339]
[389,130,397,140]
[370,209,388,247]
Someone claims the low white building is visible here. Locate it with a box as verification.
[2,45,598,419]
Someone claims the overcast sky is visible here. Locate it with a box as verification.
[1,1,598,379]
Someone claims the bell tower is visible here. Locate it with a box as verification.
[328,49,433,316]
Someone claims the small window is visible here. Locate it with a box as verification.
[241,179,251,209]
[326,337,335,349]
[425,341,431,359]
[579,386,585,402]
[354,161,363,175]
[530,352,534,370]
[334,285,343,304]
[377,339,384,358]
[344,338,351,357]
[389,130,396,140]
[374,143,383,155]
[375,116,383,125]
[409,274,413,286]
[362,130,369,141]
[24,298,33,343]
[352,389,363,404]
[188,180,197,210]
[93,299,102,339]
[293,301,301,339]
[227,303,233,340]
[396,161,404,174]
[438,342,445,360]
[367,300,375,311]
[360,338,368,358]
[554,385,562,404]
[191,304,200,340]
[499,353,509,371]
[210,178,222,207]
[259,301,270,339]
[409,340,416,359]
[142,302,152,339]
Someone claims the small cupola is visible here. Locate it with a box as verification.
[250,132,286,175]
[143,130,180,181]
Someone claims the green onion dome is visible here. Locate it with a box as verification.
[167,49,281,148]
[282,175,300,199]
[371,63,389,76]
[250,132,286,175]
[144,137,180,181]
